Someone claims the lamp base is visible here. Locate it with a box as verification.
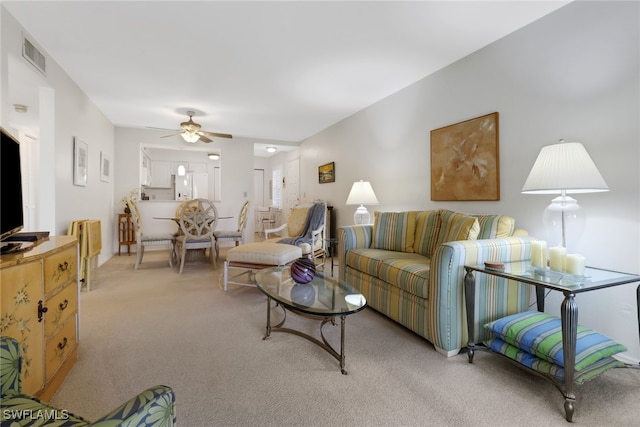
[353,205,371,225]
[543,195,585,250]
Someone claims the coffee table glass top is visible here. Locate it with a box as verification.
[466,261,640,293]
[254,266,367,316]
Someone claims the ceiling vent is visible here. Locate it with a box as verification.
[22,35,46,75]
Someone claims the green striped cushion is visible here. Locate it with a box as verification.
[371,211,416,253]
[485,311,627,371]
[413,210,440,258]
[435,210,479,248]
[485,337,624,384]
[377,253,431,299]
[475,215,515,239]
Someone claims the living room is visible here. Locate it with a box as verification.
[1,1,639,424]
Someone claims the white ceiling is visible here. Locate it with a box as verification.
[4,1,570,154]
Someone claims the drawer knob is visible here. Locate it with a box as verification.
[58,261,69,272]
[57,337,68,350]
[37,300,48,322]
[59,299,69,311]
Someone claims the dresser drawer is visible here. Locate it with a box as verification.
[45,316,77,381]
[44,246,77,293]
[44,283,78,337]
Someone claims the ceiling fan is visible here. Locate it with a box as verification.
[162,111,232,143]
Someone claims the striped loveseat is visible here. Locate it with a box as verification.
[338,209,534,356]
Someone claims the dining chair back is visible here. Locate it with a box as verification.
[213,199,250,260]
[127,197,174,270]
[175,198,218,273]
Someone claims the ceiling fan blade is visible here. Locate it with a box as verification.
[201,130,233,139]
[160,132,181,138]
[198,134,213,143]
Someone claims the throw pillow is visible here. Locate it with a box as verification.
[433,210,480,251]
[475,215,515,239]
[484,337,625,385]
[413,210,440,258]
[371,211,416,253]
[484,311,627,371]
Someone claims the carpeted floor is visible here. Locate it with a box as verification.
[50,249,640,426]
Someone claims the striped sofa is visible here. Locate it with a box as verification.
[338,209,534,356]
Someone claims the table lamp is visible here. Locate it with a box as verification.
[346,180,379,225]
[521,140,609,249]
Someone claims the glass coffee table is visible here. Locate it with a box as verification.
[254,265,367,374]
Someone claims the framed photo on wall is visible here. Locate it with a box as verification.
[318,162,335,184]
[430,112,500,201]
[100,152,112,182]
[73,137,88,186]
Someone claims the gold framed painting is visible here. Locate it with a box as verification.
[318,162,335,184]
[430,112,499,201]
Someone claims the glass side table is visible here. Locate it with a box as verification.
[464,261,640,422]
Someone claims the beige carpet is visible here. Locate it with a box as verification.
[50,249,640,426]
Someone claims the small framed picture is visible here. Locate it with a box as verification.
[73,137,88,186]
[318,162,335,184]
[100,152,112,182]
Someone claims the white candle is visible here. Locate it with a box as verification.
[565,254,586,276]
[549,246,566,272]
[530,240,547,268]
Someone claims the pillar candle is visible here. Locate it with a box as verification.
[530,240,547,268]
[565,254,586,276]
[549,246,566,272]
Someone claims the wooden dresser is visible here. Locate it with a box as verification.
[0,235,79,401]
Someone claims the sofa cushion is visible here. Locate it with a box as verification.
[435,210,480,247]
[345,248,401,278]
[413,210,440,258]
[372,211,416,253]
[377,254,431,299]
[346,249,430,299]
[485,311,627,371]
[475,214,515,239]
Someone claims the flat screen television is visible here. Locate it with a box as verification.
[1,126,25,250]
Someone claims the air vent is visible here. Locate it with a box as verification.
[22,36,46,75]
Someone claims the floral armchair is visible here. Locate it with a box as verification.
[0,336,176,426]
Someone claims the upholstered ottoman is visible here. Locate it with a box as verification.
[223,242,302,290]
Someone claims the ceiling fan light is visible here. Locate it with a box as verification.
[181,132,200,143]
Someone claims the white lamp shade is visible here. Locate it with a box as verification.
[181,132,200,143]
[346,180,379,205]
[521,141,609,194]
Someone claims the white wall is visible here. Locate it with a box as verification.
[1,8,115,266]
[298,1,640,361]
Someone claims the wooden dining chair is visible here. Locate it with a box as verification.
[213,199,250,261]
[174,198,218,274]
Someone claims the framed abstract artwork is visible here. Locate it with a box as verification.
[318,162,335,184]
[430,112,500,201]
[73,137,88,186]
[100,152,112,182]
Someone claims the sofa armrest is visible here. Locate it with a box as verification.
[428,236,534,355]
[90,385,176,426]
[337,225,372,281]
